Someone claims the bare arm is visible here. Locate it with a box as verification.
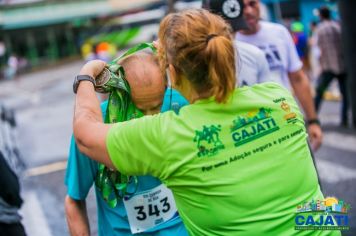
[73,60,115,169]
[289,69,323,151]
[64,196,90,236]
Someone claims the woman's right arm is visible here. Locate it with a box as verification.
[73,60,115,169]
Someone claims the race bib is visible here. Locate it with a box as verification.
[123,184,178,234]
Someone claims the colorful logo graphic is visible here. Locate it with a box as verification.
[295,197,350,231]
[193,125,225,157]
[230,108,279,147]
[280,101,297,124]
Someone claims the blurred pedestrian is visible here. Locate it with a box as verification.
[72,9,336,235]
[96,42,111,62]
[0,41,5,77]
[290,21,308,61]
[0,42,5,59]
[314,6,349,127]
[307,21,321,87]
[236,0,322,151]
[0,150,26,236]
[202,0,271,86]
[65,49,188,236]
[1,105,26,236]
[81,43,98,62]
[4,54,18,80]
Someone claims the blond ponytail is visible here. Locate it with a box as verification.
[205,35,235,103]
[158,9,236,103]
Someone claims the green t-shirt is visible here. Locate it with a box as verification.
[107,82,339,236]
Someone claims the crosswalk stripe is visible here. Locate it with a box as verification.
[25,160,67,177]
[317,159,356,184]
[20,191,53,236]
[323,131,356,152]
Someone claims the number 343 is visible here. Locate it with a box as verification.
[134,197,171,221]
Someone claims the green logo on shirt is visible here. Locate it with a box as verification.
[230,108,279,147]
[194,125,225,157]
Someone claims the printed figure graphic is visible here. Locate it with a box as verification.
[194,125,224,157]
[258,44,282,70]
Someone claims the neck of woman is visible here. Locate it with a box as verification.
[175,75,213,104]
[180,85,212,104]
[189,90,212,103]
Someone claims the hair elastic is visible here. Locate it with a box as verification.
[206,34,218,43]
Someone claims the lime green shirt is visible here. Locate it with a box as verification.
[107,82,339,236]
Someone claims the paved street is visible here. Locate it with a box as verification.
[0,61,85,236]
[0,61,355,235]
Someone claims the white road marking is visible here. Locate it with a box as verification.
[25,160,67,177]
[317,159,356,184]
[322,131,356,152]
[20,191,53,236]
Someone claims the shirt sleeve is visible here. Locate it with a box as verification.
[282,26,303,73]
[64,136,98,200]
[106,113,169,180]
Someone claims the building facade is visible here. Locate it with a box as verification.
[0,0,162,76]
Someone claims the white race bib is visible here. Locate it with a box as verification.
[123,184,178,234]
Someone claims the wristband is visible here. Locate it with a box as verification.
[73,75,95,94]
[307,119,321,126]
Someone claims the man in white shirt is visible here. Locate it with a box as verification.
[202,0,271,86]
[236,0,322,151]
[236,41,271,86]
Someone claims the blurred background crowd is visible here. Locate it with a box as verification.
[0,0,343,80]
[1,0,353,114]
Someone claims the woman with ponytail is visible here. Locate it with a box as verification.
[73,9,332,236]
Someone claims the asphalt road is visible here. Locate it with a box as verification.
[0,60,355,235]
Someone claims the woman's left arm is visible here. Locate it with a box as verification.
[73,60,115,169]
